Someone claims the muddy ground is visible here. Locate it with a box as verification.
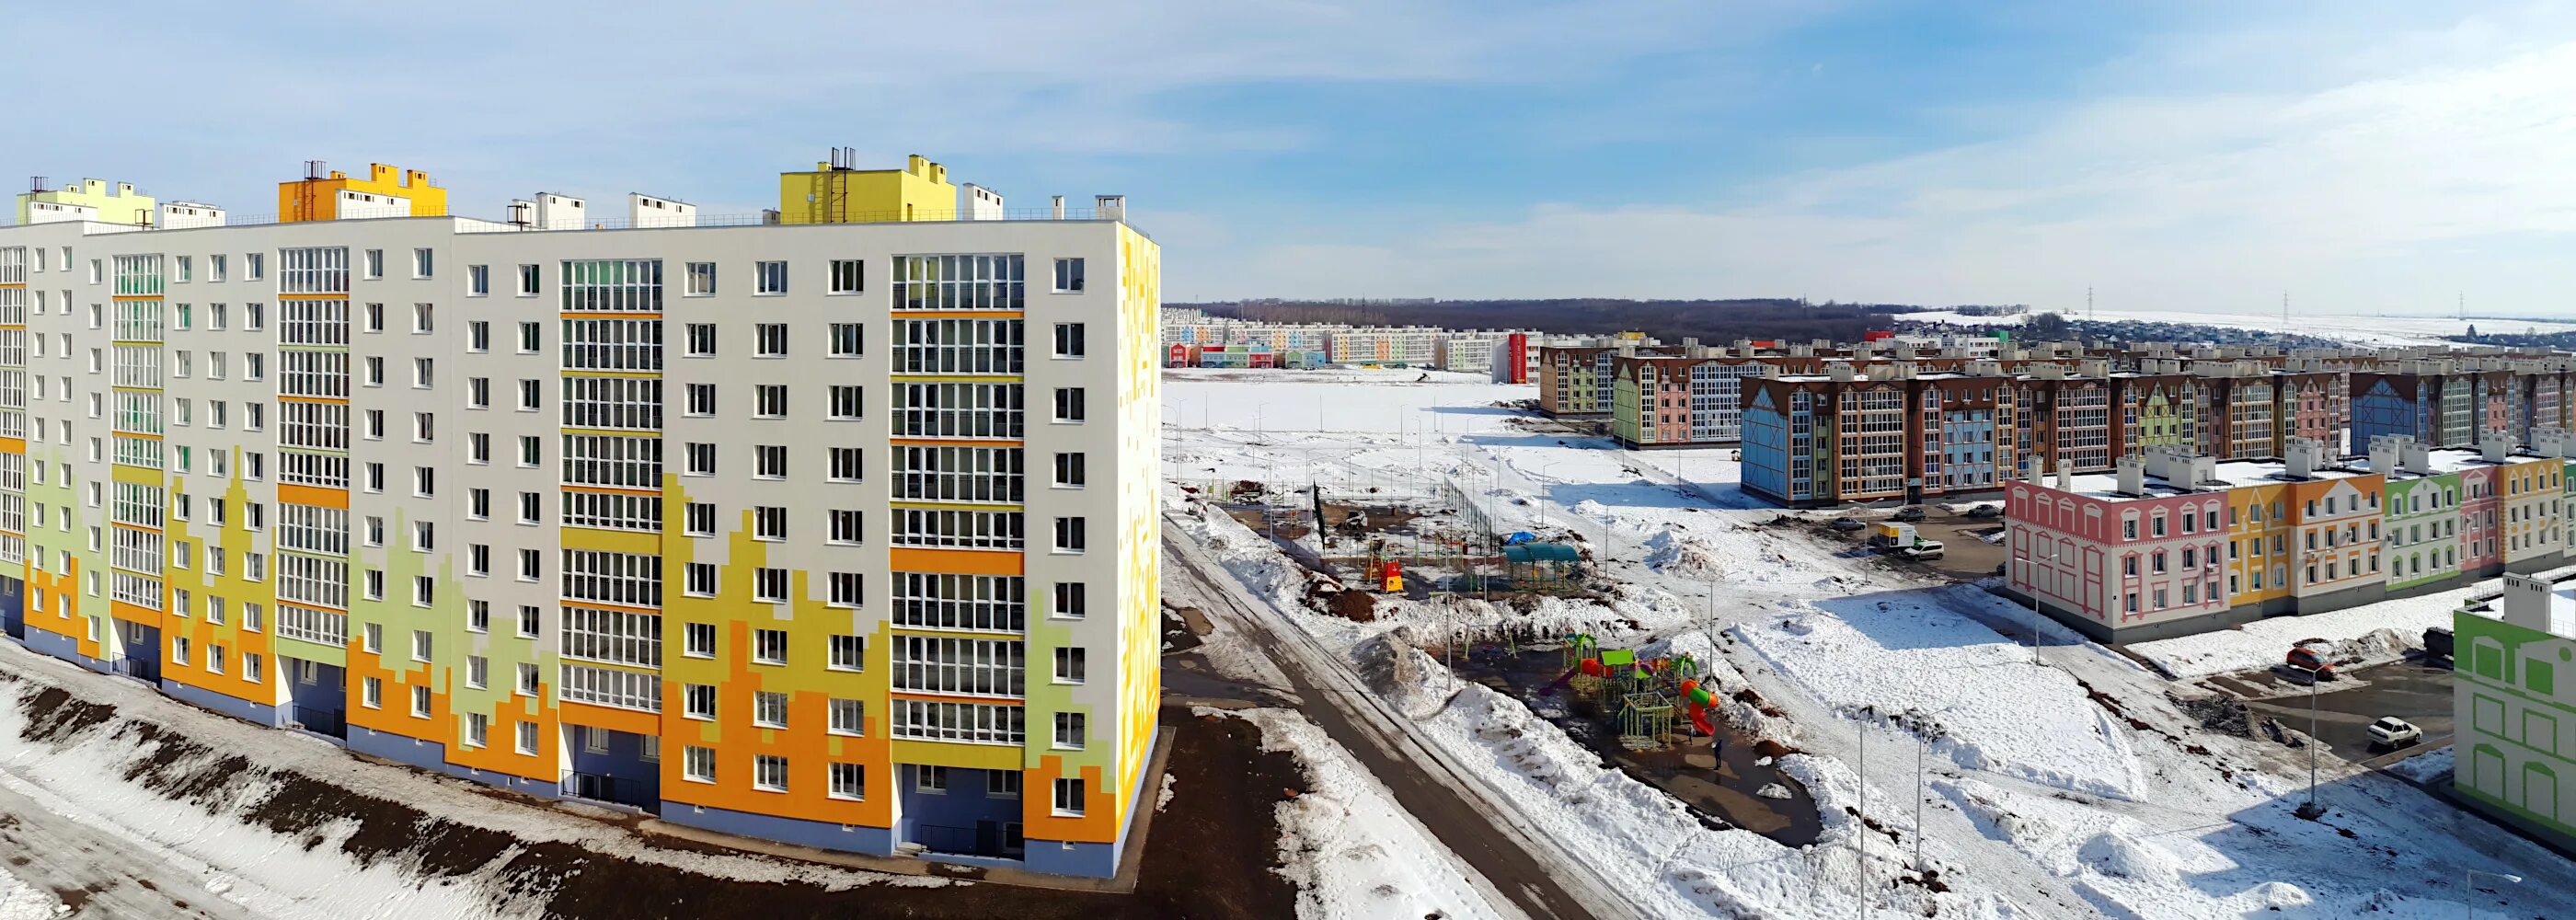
[5,676,1299,920]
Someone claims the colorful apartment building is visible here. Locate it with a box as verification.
[1606,349,1809,447]
[0,155,1163,878]
[2352,359,2576,451]
[1738,362,2016,505]
[2006,437,2570,642]
[2452,574,2576,851]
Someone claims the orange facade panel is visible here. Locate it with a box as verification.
[888,547,1024,577]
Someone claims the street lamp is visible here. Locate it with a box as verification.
[2015,544,2058,666]
[2289,661,2324,817]
[2464,869,2521,919]
[1536,461,1564,531]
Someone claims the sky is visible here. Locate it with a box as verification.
[10,1,2576,316]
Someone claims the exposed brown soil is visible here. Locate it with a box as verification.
[6,676,1301,920]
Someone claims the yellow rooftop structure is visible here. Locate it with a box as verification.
[780,153,958,223]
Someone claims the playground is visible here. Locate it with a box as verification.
[1449,633,1822,845]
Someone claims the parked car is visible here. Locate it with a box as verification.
[1966,505,2003,519]
[1900,541,1946,561]
[2366,717,2423,748]
[1892,507,1926,523]
[1830,517,1867,532]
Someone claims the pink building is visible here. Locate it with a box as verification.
[2460,465,2503,573]
[2007,454,2233,638]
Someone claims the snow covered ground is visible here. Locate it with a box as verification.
[1165,366,1528,436]
[2126,584,2480,679]
[1166,369,2576,920]
[1211,707,1509,920]
[1906,306,2576,348]
[0,869,58,920]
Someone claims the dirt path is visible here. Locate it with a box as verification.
[1163,516,1617,920]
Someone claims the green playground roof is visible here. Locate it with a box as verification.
[1599,649,1636,666]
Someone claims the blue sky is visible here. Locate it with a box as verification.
[12,1,2576,316]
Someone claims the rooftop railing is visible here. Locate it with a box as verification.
[4,206,1147,239]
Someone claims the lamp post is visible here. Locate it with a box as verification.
[2463,869,2521,920]
[2291,661,2324,816]
[1536,461,1564,531]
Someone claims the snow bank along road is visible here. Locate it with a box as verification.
[1163,514,1625,920]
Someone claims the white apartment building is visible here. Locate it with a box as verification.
[0,207,1162,878]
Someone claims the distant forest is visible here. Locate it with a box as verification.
[1177,298,2011,345]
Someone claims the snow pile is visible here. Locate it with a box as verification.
[1213,707,1509,920]
[1351,627,1468,719]
[1642,530,1725,577]
[1732,589,2146,799]
[2127,587,2473,678]
[2385,746,2455,785]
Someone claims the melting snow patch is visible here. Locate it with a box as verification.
[1205,707,1508,920]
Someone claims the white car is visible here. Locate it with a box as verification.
[2366,717,2422,747]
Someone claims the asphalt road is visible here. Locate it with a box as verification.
[2238,660,2455,765]
[1161,522,1613,920]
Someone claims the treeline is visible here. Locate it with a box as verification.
[1178,298,1961,344]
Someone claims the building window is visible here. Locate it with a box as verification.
[829,259,864,294]
[754,385,787,418]
[754,323,788,357]
[1052,258,1085,293]
[754,628,788,664]
[830,572,865,607]
[829,323,863,357]
[683,746,715,783]
[754,567,788,603]
[1052,322,1086,358]
[1052,777,1086,816]
[1054,582,1086,619]
[684,684,716,719]
[684,563,715,598]
[829,763,866,800]
[753,754,788,792]
[685,262,715,295]
[829,635,866,671]
[517,264,540,295]
[1053,517,1087,554]
[753,691,788,728]
[754,260,787,294]
[468,265,489,296]
[1052,387,1085,423]
[684,622,716,658]
[1053,453,1086,488]
[1054,711,1086,749]
[1055,647,1087,684]
[829,385,863,420]
[830,698,865,736]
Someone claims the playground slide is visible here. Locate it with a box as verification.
[1679,678,1718,737]
[1539,667,1580,696]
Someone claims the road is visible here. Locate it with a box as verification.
[2235,660,2455,765]
[1161,516,1621,920]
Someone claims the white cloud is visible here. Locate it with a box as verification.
[1180,16,2576,317]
